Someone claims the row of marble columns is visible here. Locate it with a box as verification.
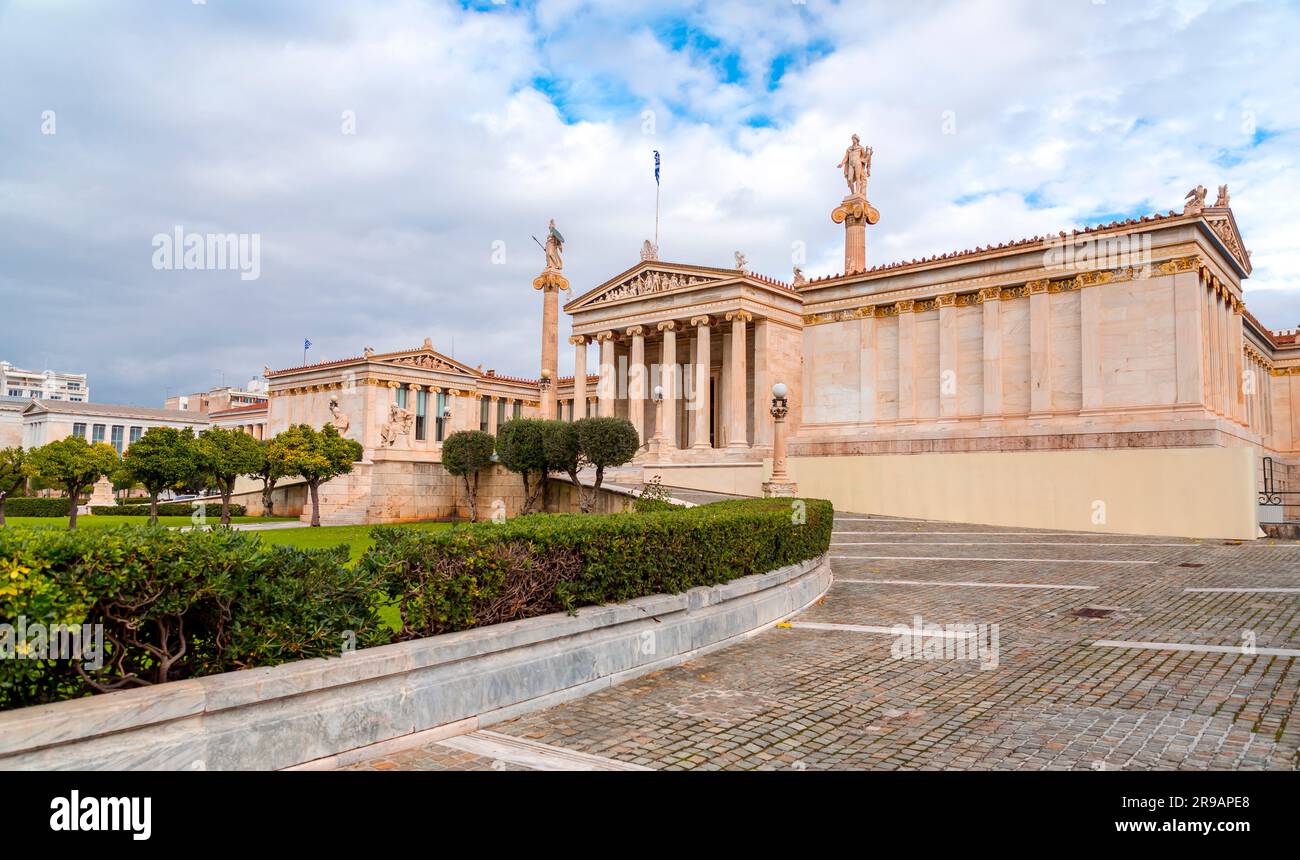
[1204,278,1247,424]
[568,311,755,450]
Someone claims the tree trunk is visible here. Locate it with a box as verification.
[149,492,159,526]
[520,471,533,515]
[0,491,7,527]
[67,484,80,529]
[220,482,232,526]
[261,479,276,517]
[464,473,477,522]
[309,481,321,527]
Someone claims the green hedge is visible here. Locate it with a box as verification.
[90,501,245,518]
[1,497,75,517]
[359,497,833,639]
[0,525,386,710]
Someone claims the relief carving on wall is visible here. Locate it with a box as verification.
[392,353,458,371]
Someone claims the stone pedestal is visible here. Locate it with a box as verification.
[87,477,116,509]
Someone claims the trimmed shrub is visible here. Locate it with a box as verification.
[90,502,245,518]
[360,497,833,640]
[2,497,76,517]
[0,525,387,710]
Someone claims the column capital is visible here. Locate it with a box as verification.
[428,386,442,393]
[408,383,423,391]
[594,330,616,342]
[568,334,588,345]
[725,310,754,323]
[386,380,401,388]
[625,325,645,337]
[690,315,712,328]
[656,320,678,332]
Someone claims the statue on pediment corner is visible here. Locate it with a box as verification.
[1215,184,1230,207]
[1183,184,1207,215]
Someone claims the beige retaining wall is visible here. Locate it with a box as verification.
[784,446,1259,540]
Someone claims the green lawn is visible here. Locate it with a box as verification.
[4,515,298,529]
[254,520,454,563]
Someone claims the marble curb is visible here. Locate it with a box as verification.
[0,553,831,771]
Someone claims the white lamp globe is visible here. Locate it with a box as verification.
[653,385,664,400]
[772,382,789,399]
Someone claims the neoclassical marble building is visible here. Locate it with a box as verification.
[263,144,1293,537]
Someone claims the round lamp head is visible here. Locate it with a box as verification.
[540,369,551,380]
[653,385,664,400]
[772,382,789,399]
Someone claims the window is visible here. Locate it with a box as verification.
[110,425,124,454]
[512,401,521,420]
[395,387,408,409]
[67,382,80,391]
[479,397,489,432]
[72,423,86,439]
[6,389,18,397]
[49,393,62,400]
[91,424,105,444]
[415,390,427,441]
[129,426,143,446]
[70,396,82,402]
[435,392,446,442]
[496,398,506,427]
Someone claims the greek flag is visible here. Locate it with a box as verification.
[304,338,312,351]
[654,150,660,185]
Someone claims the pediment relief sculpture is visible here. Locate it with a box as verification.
[592,269,715,304]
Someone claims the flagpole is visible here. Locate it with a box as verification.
[655,181,660,251]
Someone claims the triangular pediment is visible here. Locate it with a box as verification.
[1202,207,1251,275]
[565,260,740,312]
[375,346,479,377]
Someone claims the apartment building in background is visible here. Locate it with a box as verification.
[1,361,89,402]
[165,378,268,414]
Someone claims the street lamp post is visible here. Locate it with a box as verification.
[762,382,798,497]
[650,384,665,456]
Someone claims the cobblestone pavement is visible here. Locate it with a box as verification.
[346,514,1299,771]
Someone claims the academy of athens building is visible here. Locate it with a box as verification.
[259,140,1295,539]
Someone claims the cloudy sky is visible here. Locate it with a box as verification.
[1,0,1297,405]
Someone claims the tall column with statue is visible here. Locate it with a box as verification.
[832,134,881,275]
[533,218,568,420]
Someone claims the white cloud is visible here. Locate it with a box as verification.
[0,0,1296,404]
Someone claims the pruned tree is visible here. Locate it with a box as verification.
[122,426,198,524]
[575,417,639,512]
[441,430,496,522]
[495,418,562,515]
[252,438,289,517]
[544,417,639,513]
[267,424,363,527]
[24,437,119,529]
[0,446,28,527]
[196,427,266,526]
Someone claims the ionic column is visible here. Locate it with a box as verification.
[936,295,958,421]
[486,394,499,435]
[725,310,751,447]
[1218,285,1231,415]
[1028,280,1052,418]
[595,331,616,417]
[980,287,1004,419]
[626,325,646,443]
[691,315,712,449]
[569,335,588,420]
[896,300,915,423]
[657,321,678,450]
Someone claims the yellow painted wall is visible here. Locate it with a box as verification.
[645,463,765,497]
[784,447,1259,540]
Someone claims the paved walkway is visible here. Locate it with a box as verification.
[347,513,1300,771]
